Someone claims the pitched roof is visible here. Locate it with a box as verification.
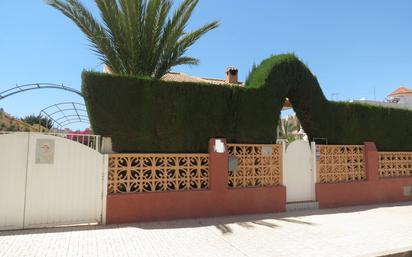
[161,72,243,86]
[388,86,412,97]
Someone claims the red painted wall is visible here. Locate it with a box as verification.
[107,186,286,224]
[316,142,412,208]
[106,139,286,224]
[316,179,412,208]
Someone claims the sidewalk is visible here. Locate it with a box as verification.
[1,202,412,257]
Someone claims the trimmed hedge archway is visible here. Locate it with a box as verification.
[83,54,412,152]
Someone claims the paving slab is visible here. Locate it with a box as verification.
[1,202,412,257]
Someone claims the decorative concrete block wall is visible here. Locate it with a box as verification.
[316,142,412,208]
[106,139,286,224]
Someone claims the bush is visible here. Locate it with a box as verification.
[82,54,412,152]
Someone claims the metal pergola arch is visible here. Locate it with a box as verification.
[39,102,90,131]
[0,83,82,100]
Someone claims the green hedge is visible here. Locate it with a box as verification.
[82,72,278,152]
[82,54,412,152]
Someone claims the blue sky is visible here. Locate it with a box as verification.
[1,0,412,129]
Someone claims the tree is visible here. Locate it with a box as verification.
[21,115,53,129]
[46,0,219,78]
[278,116,299,142]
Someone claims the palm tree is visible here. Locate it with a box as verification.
[46,0,219,78]
[278,116,299,142]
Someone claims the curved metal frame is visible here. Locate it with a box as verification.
[0,83,82,100]
[39,102,90,130]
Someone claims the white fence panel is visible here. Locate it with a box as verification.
[24,133,105,228]
[0,134,28,230]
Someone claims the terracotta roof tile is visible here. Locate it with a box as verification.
[161,72,243,86]
[388,86,412,97]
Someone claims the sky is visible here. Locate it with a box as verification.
[1,0,412,129]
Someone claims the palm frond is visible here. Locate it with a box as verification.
[47,0,219,78]
[174,56,199,66]
[47,0,122,72]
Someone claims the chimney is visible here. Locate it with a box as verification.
[226,66,238,84]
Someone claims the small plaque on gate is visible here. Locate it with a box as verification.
[36,139,55,164]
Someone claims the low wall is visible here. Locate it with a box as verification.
[316,142,412,208]
[316,179,412,208]
[106,140,412,223]
[107,186,285,224]
[106,139,286,224]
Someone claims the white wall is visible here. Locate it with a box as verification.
[353,99,412,111]
[394,95,412,105]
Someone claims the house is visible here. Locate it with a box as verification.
[353,86,412,111]
[387,86,412,105]
[104,64,243,85]
[162,67,243,86]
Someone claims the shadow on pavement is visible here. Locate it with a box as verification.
[0,201,411,236]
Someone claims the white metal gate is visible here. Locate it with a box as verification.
[283,140,316,202]
[0,133,107,230]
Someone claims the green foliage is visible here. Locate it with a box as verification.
[83,54,412,152]
[246,54,412,151]
[21,115,53,129]
[47,0,219,78]
[278,117,299,140]
[82,71,278,152]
